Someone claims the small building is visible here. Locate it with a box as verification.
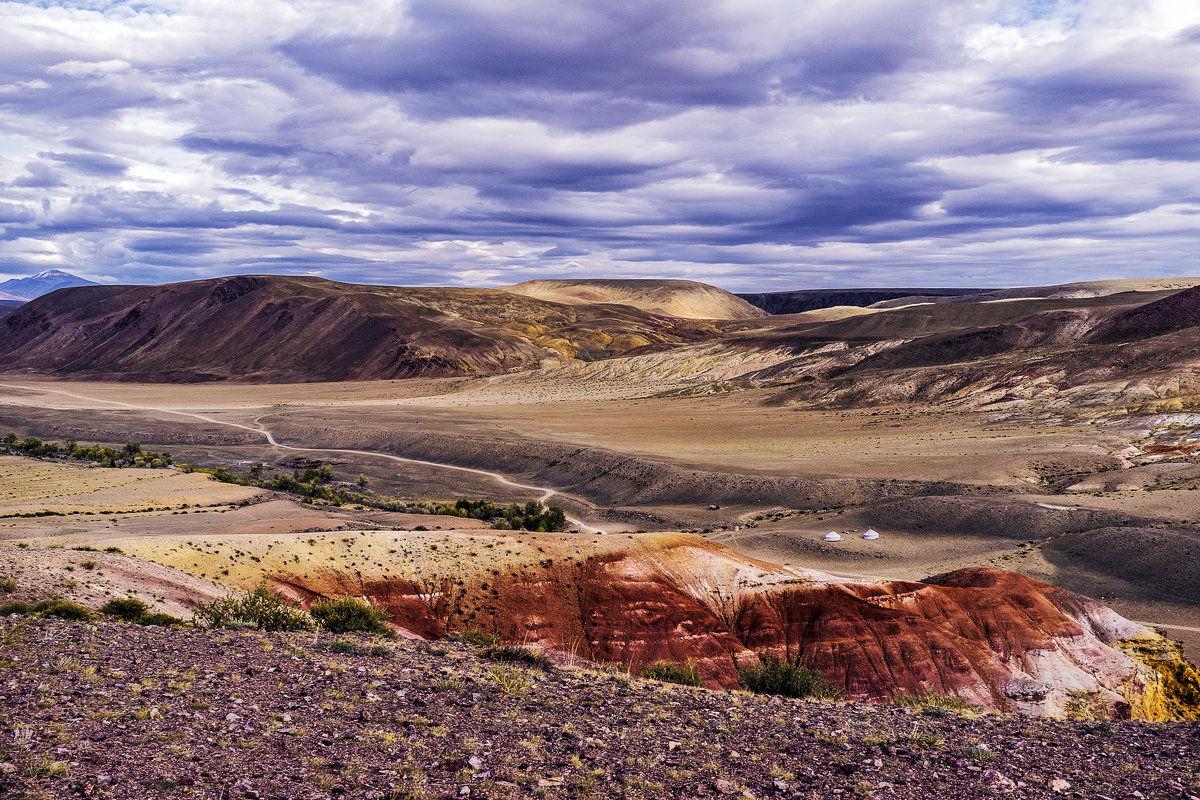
[824,531,843,542]
[863,528,880,540]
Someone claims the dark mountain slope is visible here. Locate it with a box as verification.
[0,275,718,381]
[1086,284,1200,344]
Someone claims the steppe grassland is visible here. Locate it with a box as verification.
[0,455,262,514]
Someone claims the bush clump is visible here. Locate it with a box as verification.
[639,660,703,687]
[0,600,33,616]
[738,655,841,700]
[33,599,92,621]
[0,577,16,593]
[193,583,312,631]
[99,597,185,626]
[481,644,555,671]
[310,596,395,637]
[100,597,149,621]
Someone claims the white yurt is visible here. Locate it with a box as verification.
[824,531,843,542]
[863,528,880,540]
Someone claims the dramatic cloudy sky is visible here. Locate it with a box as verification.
[1,0,1198,291]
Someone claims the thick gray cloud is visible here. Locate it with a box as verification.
[0,0,1198,291]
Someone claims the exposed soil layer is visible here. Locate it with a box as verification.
[106,527,1200,719]
[3,617,1199,800]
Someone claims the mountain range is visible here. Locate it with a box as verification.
[0,268,96,301]
[5,274,1200,410]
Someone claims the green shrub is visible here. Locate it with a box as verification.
[192,583,312,631]
[326,640,359,654]
[0,577,16,593]
[309,596,395,637]
[34,599,92,621]
[100,597,149,622]
[481,644,555,671]
[0,600,32,616]
[639,660,703,687]
[738,655,841,700]
[140,612,185,627]
[460,629,501,646]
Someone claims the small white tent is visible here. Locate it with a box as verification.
[824,531,843,542]
[863,529,880,540]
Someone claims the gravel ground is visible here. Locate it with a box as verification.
[1,617,1198,800]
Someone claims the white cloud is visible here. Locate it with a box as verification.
[0,0,1198,288]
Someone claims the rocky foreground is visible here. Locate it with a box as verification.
[3,617,1198,800]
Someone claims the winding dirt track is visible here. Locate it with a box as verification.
[0,383,602,533]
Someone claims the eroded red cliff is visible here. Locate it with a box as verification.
[248,530,1196,718]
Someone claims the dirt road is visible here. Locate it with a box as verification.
[0,383,604,533]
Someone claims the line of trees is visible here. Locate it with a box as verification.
[2,434,171,469]
[3,432,570,532]
[442,498,567,532]
[189,463,569,531]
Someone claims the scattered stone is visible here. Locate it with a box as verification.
[982,769,1016,789]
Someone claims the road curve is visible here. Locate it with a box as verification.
[0,383,603,533]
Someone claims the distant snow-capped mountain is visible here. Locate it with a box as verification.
[0,269,98,300]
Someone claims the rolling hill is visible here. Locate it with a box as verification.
[506,278,766,320]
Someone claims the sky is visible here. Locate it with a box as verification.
[1,0,1199,292]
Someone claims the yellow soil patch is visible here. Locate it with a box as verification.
[118,528,623,589]
[115,528,818,601]
[0,455,262,514]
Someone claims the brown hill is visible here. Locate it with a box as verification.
[505,278,767,320]
[0,275,719,381]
